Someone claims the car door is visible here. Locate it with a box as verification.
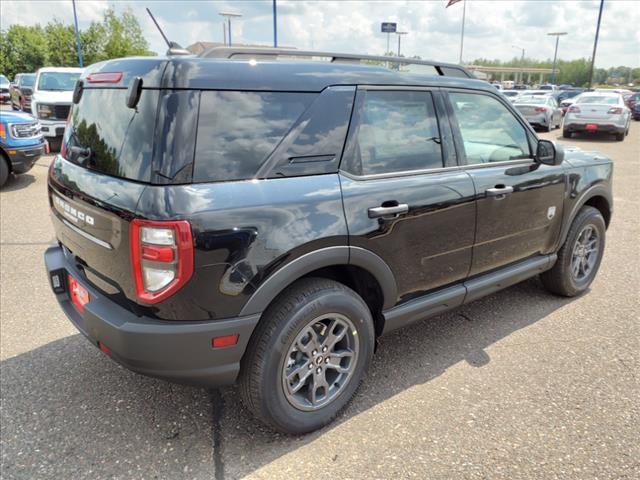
[445,89,566,276]
[340,87,476,304]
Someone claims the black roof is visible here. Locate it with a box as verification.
[82,56,493,93]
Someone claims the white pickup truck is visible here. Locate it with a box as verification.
[31,67,83,150]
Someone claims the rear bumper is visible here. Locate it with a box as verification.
[522,113,549,126]
[563,122,625,134]
[44,245,261,387]
[1,142,45,173]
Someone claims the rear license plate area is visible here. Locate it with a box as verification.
[68,274,90,313]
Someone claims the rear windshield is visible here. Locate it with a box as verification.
[21,74,35,87]
[63,88,158,181]
[576,95,619,105]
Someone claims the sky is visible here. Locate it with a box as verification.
[1,0,639,68]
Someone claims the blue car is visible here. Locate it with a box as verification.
[0,110,46,187]
[632,102,640,121]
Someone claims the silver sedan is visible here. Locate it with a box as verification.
[513,95,563,131]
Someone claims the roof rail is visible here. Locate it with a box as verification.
[199,47,475,79]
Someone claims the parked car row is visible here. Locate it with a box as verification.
[501,88,633,140]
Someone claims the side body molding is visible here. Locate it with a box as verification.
[239,246,398,316]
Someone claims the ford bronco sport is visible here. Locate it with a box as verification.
[45,48,613,434]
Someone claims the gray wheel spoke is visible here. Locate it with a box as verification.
[311,372,329,405]
[322,319,347,350]
[296,327,319,355]
[326,350,354,373]
[288,367,313,395]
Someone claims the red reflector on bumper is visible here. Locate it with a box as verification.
[212,334,239,348]
[68,274,89,313]
[586,124,598,130]
[98,342,111,355]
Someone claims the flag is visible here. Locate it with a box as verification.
[446,0,462,7]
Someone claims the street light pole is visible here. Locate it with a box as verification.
[219,12,242,46]
[587,0,605,90]
[396,31,408,57]
[71,0,83,67]
[547,32,567,85]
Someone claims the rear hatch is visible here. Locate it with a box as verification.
[48,58,169,309]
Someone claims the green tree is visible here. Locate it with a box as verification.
[0,25,48,79]
[100,8,151,60]
[45,20,77,67]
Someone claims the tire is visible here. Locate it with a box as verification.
[541,206,606,297]
[239,277,375,434]
[615,132,624,141]
[546,120,553,132]
[0,155,9,188]
[563,129,572,138]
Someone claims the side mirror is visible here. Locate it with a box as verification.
[536,139,564,166]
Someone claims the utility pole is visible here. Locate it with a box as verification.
[219,12,242,46]
[272,0,278,47]
[547,32,567,85]
[396,31,408,57]
[71,0,83,67]
[587,0,605,90]
[459,0,466,63]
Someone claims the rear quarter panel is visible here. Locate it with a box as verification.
[136,174,348,320]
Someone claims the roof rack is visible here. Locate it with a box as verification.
[199,47,475,79]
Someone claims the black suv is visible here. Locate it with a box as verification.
[45,49,613,434]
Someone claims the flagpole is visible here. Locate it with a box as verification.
[459,0,466,64]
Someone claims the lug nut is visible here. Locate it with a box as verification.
[316,367,322,374]
[325,357,330,364]
[322,346,328,352]
[308,363,313,369]
[311,350,317,356]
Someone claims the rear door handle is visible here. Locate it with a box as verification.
[486,186,514,198]
[368,204,409,218]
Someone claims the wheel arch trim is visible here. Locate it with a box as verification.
[239,246,398,316]
[559,183,612,247]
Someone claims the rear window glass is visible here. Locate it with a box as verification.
[193,91,315,182]
[576,95,619,105]
[64,88,158,181]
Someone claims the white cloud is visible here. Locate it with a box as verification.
[1,0,638,68]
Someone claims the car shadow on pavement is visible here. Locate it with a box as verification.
[0,278,576,479]
[1,173,36,192]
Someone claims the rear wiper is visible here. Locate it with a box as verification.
[69,145,92,164]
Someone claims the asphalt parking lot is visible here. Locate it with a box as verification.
[1,116,638,479]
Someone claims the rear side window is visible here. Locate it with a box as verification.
[343,90,443,176]
[193,91,315,182]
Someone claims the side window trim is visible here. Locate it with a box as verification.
[340,86,449,179]
[443,88,538,167]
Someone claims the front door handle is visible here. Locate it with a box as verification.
[368,203,409,218]
[486,185,514,198]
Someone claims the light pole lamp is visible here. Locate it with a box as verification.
[219,11,242,46]
[396,31,408,57]
[547,32,567,85]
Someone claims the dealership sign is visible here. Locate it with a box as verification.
[381,22,397,33]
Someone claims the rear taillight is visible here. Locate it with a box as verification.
[130,219,194,304]
[568,106,581,113]
[607,107,623,114]
[534,107,547,112]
